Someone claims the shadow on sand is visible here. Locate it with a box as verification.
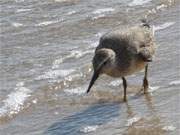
[44,89,160,135]
[45,102,121,135]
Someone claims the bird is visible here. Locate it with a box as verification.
[86,20,155,102]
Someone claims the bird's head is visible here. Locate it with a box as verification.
[86,48,115,93]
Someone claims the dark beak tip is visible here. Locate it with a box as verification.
[86,71,99,95]
[86,88,91,93]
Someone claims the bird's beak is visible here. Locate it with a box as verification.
[86,56,110,93]
[87,71,99,93]
[86,71,99,93]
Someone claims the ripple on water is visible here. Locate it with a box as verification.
[92,8,115,20]
[92,8,115,14]
[36,19,63,27]
[12,22,23,27]
[52,50,93,69]
[67,10,76,15]
[154,22,175,31]
[162,125,176,131]
[128,0,152,6]
[54,0,70,2]
[15,0,25,2]
[92,14,106,20]
[169,80,180,86]
[16,8,32,13]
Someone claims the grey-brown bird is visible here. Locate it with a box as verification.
[87,21,155,101]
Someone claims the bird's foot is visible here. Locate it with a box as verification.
[144,87,149,94]
[140,86,149,94]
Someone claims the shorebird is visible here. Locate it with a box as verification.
[87,21,155,101]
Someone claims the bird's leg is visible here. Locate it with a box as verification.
[122,77,127,102]
[143,64,149,94]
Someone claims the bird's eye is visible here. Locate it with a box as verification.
[103,61,107,65]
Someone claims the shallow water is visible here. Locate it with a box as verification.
[0,0,180,134]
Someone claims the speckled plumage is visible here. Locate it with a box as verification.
[95,25,155,76]
[87,23,156,101]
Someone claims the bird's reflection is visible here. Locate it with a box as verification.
[125,102,134,118]
[144,93,156,113]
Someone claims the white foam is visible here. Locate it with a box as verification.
[72,50,93,58]
[154,22,175,31]
[90,41,98,48]
[64,86,86,95]
[15,0,24,2]
[126,116,141,126]
[80,125,99,133]
[52,58,64,69]
[149,86,160,93]
[16,81,24,87]
[35,69,75,80]
[92,14,105,20]
[109,80,122,87]
[54,0,68,2]
[36,19,63,26]
[169,80,180,86]
[32,99,37,104]
[128,0,152,6]
[0,84,31,117]
[36,21,57,26]
[162,125,176,131]
[67,10,76,15]
[12,22,23,27]
[147,8,157,15]
[92,8,115,14]
[95,32,104,38]
[16,8,32,13]
[54,111,59,115]
[65,73,83,82]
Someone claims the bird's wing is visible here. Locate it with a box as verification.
[126,27,155,61]
[97,26,155,62]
